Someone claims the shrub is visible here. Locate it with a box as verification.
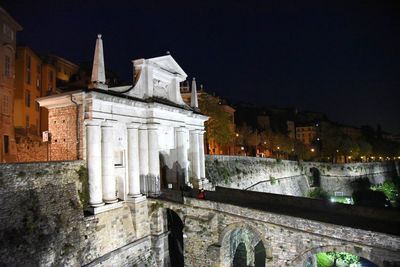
[371,180,399,203]
[307,188,328,200]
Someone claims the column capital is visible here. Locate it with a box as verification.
[127,122,141,129]
[84,119,102,127]
[101,120,114,128]
[176,126,186,133]
[147,122,160,130]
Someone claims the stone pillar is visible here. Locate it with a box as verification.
[85,120,104,207]
[190,129,201,188]
[139,124,149,195]
[101,121,117,203]
[127,122,141,198]
[198,130,206,179]
[148,123,160,196]
[176,126,189,185]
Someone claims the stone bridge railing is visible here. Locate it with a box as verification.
[157,187,400,266]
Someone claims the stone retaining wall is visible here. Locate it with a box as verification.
[0,161,152,266]
[206,155,399,196]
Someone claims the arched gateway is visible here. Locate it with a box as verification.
[37,34,209,214]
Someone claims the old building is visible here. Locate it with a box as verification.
[296,124,318,145]
[38,35,208,211]
[0,6,22,162]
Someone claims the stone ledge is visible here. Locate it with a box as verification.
[87,201,124,215]
[126,195,147,203]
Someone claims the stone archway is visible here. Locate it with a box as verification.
[291,245,380,267]
[217,222,271,267]
[166,208,184,267]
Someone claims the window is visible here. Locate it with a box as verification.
[35,102,40,112]
[36,64,41,89]
[49,70,53,83]
[26,115,30,129]
[3,135,9,154]
[25,90,31,107]
[3,24,14,40]
[26,55,31,84]
[4,55,10,77]
[114,151,124,167]
[2,95,9,115]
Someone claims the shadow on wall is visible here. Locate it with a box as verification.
[0,184,82,266]
[160,153,186,191]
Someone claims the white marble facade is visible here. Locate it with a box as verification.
[38,35,208,209]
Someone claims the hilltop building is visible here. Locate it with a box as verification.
[0,6,22,162]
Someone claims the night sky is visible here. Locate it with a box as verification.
[3,0,400,133]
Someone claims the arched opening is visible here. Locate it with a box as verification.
[310,167,321,187]
[218,223,271,267]
[311,251,378,267]
[254,241,266,267]
[233,242,247,267]
[299,247,379,267]
[166,209,184,267]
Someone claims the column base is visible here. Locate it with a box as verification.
[126,195,147,203]
[89,201,105,207]
[104,198,119,204]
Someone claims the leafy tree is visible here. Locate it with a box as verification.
[198,94,235,151]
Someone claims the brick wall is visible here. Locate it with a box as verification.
[48,105,84,161]
[15,136,48,162]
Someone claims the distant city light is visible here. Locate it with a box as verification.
[311,148,315,152]
[277,146,280,150]
[235,133,239,137]
[241,146,244,150]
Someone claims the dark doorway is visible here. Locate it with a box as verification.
[310,167,321,187]
[254,241,266,267]
[166,209,184,267]
[233,242,247,267]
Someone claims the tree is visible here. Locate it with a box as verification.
[198,94,235,153]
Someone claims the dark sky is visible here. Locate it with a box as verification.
[3,0,400,133]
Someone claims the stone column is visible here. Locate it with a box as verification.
[127,122,141,198]
[85,120,104,207]
[198,130,206,179]
[148,123,160,196]
[176,126,189,185]
[139,124,149,195]
[190,129,201,187]
[101,121,117,203]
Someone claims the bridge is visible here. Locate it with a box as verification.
[1,161,400,267]
[151,187,400,267]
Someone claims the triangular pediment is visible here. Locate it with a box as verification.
[147,55,187,79]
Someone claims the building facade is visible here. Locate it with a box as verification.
[0,6,22,162]
[38,35,208,212]
[296,125,317,145]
